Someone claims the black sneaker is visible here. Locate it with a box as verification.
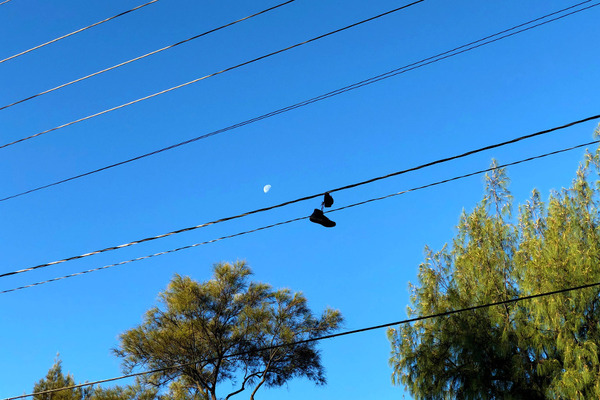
[323,192,334,208]
[309,209,336,228]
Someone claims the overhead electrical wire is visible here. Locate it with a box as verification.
[0,0,160,64]
[0,114,597,281]
[2,139,598,296]
[7,277,600,400]
[0,0,426,150]
[1,1,597,203]
[0,216,302,295]
[1,3,596,396]
[0,0,296,111]
[0,0,13,6]
[1,0,592,112]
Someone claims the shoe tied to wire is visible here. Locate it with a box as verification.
[323,192,334,207]
[309,209,336,228]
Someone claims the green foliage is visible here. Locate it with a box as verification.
[33,357,158,400]
[389,142,600,399]
[91,383,158,400]
[33,357,93,400]
[115,261,342,400]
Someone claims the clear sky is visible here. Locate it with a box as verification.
[1,0,599,398]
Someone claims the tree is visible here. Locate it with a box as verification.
[90,383,158,400]
[32,358,158,400]
[389,142,600,398]
[33,357,93,400]
[115,261,342,400]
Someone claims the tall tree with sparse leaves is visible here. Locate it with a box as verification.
[390,131,600,399]
[115,261,342,400]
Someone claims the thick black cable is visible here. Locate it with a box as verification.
[6,277,600,399]
[0,0,425,150]
[2,139,596,295]
[0,0,296,111]
[0,115,597,280]
[1,0,596,203]
[326,116,600,194]
[0,0,160,64]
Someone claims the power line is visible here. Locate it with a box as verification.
[0,0,160,64]
[0,0,296,111]
[0,216,306,294]
[1,0,597,203]
[0,115,596,279]
[1,136,597,292]
[6,276,600,399]
[0,0,425,150]
[0,0,13,6]
[293,1,600,114]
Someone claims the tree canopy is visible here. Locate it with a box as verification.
[389,143,600,399]
[32,357,157,400]
[33,357,93,400]
[115,261,342,400]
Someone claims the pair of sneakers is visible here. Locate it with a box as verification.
[309,192,335,228]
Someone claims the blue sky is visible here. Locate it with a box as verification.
[1,0,599,398]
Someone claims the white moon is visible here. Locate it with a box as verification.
[263,184,271,193]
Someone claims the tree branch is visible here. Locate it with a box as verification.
[225,371,263,400]
[249,356,274,400]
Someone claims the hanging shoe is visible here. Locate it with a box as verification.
[323,192,334,208]
[309,209,336,228]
